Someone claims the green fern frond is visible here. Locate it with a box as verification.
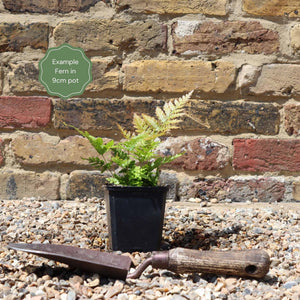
[156,90,193,135]
[142,114,160,132]
[64,91,193,187]
[155,107,167,123]
[117,123,134,139]
[131,90,193,140]
[133,114,148,134]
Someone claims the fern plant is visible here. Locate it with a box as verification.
[69,91,193,187]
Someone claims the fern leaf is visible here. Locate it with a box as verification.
[117,123,134,139]
[167,101,175,112]
[155,107,167,123]
[163,102,171,118]
[142,114,160,132]
[133,113,149,134]
[158,90,193,134]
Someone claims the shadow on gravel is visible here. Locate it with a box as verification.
[24,263,80,279]
[163,224,243,250]
[23,264,112,285]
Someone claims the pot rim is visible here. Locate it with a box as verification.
[104,184,169,191]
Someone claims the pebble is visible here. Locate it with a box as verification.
[105,280,124,299]
[283,281,298,289]
[67,290,76,300]
[1,199,300,299]
[86,277,100,287]
[210,198,219,204]
[69,275,84,286]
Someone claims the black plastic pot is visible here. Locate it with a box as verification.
[104,185,168,252]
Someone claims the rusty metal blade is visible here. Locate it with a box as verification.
[8,243,132,280]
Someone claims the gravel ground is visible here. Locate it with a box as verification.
[0,198,299,300]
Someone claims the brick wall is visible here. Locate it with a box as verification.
[0,0,299,202]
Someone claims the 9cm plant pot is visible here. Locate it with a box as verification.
[104,185,168,252]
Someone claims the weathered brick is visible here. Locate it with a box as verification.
[0,96,51,128]
[0,67,2,93]
[186,100,279,135]
[54,19,167,54]
[243,0,299,17]
[0,22,49,52]
[291,24,300,51]
[86,57,120,92]
[172,20,279,55]
[65,171,107,199]
[293,181,300,201]
[226,177,286,202]
[9,59,117,95]
[249,64,300,97]
[159,172,179,201]
[8,61,45,94]
[237,65,260,94]
[64,170,178,200]
[0,138,4,166]
[12,133,99,166]
[157,137,230,171]
[54,98,277,134]
[117,0,227,15]
[284,103,300,136]
[3,0,99,13]
[3,0,58,13]
[54,98,165,130]
[59,0,99,13]
[54,98,278,134]
[123,60,235,93]
[233,139,300,172]
[187,178,228,200]
[0,170,60,200]
[189,177,286,202]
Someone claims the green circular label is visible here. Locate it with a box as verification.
[39,43,92,100]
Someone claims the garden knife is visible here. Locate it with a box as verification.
[7,243,270,280]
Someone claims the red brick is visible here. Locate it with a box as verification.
[233,139,300,172]
[158,137,230,171]
[284,103,300,136]
[0,97,51,128]
[172,20,279,55]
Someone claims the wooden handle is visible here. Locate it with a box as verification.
[167,248,270,278]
